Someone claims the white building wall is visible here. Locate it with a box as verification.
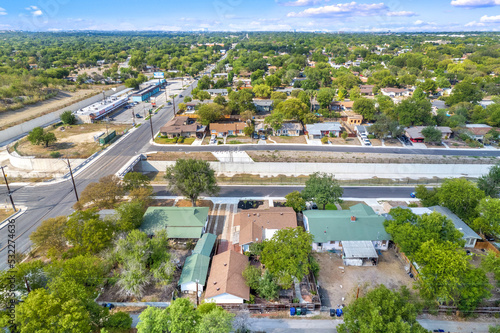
[205,293,245,304]
[181,281,204,294]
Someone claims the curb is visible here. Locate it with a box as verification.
[0,206,26,230]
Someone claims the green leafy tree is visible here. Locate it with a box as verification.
[30,216,67,257]
[270,91,287,101]
[490,325,500,333]
[253,84,272,98]
[103,311,133,331]
[196,103,225,125]
[393,98,433,127]
[137,306,169,333]
[337,285,428,333]
[477,164,500,198]
[196,91,211,101]
[265,75,281,88]
[481,251,500,287]
[243,264,261,290]
[78,175,124,209]
[316,88,335,109]
[264,111,285,133]
[421,126,443,144]
[196,306,234,333]
[415,240,486,306]
[27,127,57,147]
[415,185,439,207]
[437,178,485,222]
[302,172,343,210]
[352,98,376,121]
[213,95,227,106]
[341,131,348,141]
[167,298,199,333]
[472,197,500,236]
[124,78,139,89]
[65,209,114,255]
[285,191,306,212]
[419,79,438,95]
[257,270,280,301]
[260,227,313,288]
[447,81,484,106]
[123,172,151,191]
[385,208,464,258]
[15,289,92,333]
[274,98,309,123]
[114,200,145,232]
[165,159,219,206]
[45,255,107,290]
[60,110,76,125]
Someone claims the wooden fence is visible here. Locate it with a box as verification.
[475,240,500,254]
[394,246,420,280]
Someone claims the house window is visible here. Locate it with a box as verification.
[228,130,234,135]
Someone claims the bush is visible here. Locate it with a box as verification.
[321,136,329,144]
[104,311,132,330]
[50,151,62,158]
[179,136,185,143]
[368,134,376,139]
[329,132,334,138]
[60,111,76,125]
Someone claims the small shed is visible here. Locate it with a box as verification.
[178,254,211,294]
[342,241,379,266]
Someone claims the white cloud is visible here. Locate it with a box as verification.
[280,0,323,6]
[414,20,436,25]
[287,2,387,18]
[480,14,500,22]
[414,20,424,25]
[451,0,500,7]
[26,5,43,16]
[387,11,417,17]
[465,20,486,26]
[0,7,7,15]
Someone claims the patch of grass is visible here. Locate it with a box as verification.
[323,203,338,210]
[154,137,195,145]
[0,208,15,221]
[228,140,243,144]
[340,201,362,210]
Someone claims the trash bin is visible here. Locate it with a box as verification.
[290,307,296,316]
[301,307,307,315]
[297,308,302,315]
[336,308,343,317]
[330,309,335,317]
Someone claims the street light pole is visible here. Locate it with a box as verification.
[0,166,16,212]
[149,109,154,141]
[65,158,79,202]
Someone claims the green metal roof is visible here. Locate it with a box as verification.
[303,204,390,243]
[178,253,211,286]
[140,207,209,238]
[193,233,216,257]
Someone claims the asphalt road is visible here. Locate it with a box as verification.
[129,315,499,332]
[153,185,416,199]
[0,80,197,271]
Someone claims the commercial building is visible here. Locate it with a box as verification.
[75,95,128,123]
[131,85,160,102]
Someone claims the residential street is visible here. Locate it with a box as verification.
[128,314,500,332]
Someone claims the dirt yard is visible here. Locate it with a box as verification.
[13,123,129,158]
[466,248,500,306]
[314,248,415,307]
[146,152,217,161]
[270,136,307,144]
[247,150,498,165]
[327,137,361,146]
[0,208,14,221]
[0,87,108,130]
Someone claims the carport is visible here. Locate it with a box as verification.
[342,241,379,266]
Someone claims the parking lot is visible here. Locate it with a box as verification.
[107,78,193,124]
[314,248,415,308]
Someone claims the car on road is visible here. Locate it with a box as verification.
[135,114,142,118]
[363,139,371,146]
[410,192,416,198]
[179,94,183,97]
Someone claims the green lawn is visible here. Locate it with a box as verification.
[155,137,195,145]
[323,203,338,210]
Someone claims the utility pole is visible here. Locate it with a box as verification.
[0,166,16,212]
[196,279,199,306]
[65,158,79,202]
[149,109,154,141]
[132,110,135,126]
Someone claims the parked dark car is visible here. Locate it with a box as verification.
[135,114,142,118]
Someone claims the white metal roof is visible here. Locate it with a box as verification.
[342,241,378,259]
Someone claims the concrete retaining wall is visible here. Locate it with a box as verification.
[9,152,85,173]
[0,85,126,145]
[140,160,492,180]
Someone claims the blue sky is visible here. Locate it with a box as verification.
[0,0,499,32]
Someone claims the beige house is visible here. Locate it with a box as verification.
[210,122,247,137]
[160,116,206,138]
